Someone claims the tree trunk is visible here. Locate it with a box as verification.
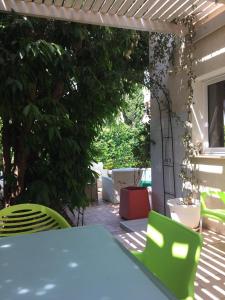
[14,139,27,198]
[2,118,12,206]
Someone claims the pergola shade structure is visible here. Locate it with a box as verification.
[1,0,225,38]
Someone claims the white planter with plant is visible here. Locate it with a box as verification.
[167,198,200,229]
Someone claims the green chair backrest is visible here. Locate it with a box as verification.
[141,211,202,300]
[201,191,225,211]
[0,203,71,237]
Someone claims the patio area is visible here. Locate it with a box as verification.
[1,1,225,299]
[84,200,225,300]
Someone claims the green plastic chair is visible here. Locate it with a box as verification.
[132,211,202,300]
[0,203,71,237]
[200,191,225,231]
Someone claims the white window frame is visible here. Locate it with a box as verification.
[202,73,225,155]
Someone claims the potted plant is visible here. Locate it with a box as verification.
[167,127,201,229]
[167,136,201,229]
[167,15,201,229]
[167,198,201,229]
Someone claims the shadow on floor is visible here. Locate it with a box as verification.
[84,200,225,300]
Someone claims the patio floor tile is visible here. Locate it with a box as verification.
[83,200,225,300]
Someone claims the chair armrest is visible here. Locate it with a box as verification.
[200,191,225,226]
[201,191,225,211]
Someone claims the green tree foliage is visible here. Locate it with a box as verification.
[93,85,151,169]
[132,122,152,168]
[0,13,149,214]
[121,85,146,127]
[94,123,137,170]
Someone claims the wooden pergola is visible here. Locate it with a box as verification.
[1,0,225,39]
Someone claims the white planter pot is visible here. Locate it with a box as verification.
[167,198,201,229]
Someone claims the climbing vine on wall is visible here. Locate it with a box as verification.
[145,13,200,205]
[176,15,200,204]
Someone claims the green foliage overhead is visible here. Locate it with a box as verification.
[0,13,149,214]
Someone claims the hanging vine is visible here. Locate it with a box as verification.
[146,32,177,213]
[176,14,200,204]
[146,12,200,207]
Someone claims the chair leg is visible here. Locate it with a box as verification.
[81,209,85,226]
[76,209,80,227]
[199,217,203,233]
[76,208,85,226]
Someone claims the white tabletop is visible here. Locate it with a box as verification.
[0,225,177,300]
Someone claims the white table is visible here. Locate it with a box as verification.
[0,225,177,300]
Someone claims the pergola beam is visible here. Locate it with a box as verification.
[195,4,225,41]
[0,0,186,35]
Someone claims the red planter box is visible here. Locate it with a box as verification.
[119,186,151,220]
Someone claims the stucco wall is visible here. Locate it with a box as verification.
[150,46,186,215]
[152,25,225,232]
[192,25,225,233]
[192,24,225,195]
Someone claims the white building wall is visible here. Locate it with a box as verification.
[150,40,187,215]
[151,25,225,232]
[151,103,185,215]
[192,25,225,192]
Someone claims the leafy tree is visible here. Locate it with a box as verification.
[0,13,149,216]
[94,123,138,169]
[93,85,151,169]
[121,84,146,127]
[132,122,152,167]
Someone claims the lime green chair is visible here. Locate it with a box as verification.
[0,203,71,237]
[132,211,202,300]
[200,191,225,231]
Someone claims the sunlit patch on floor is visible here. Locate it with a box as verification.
[84,199,225,299]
